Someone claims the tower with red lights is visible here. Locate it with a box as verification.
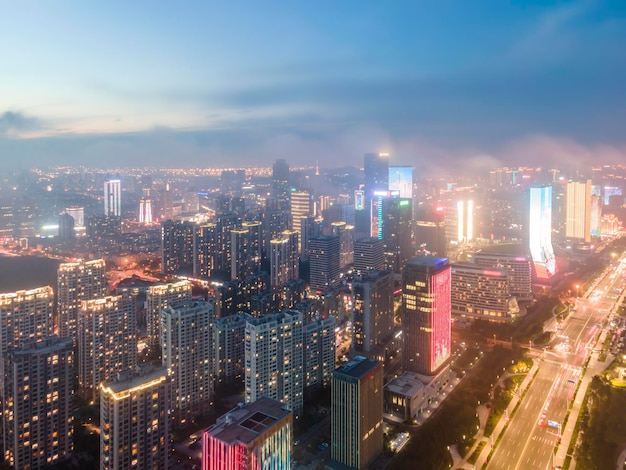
[402,256,451,376]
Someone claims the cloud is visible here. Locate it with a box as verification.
[0,111,45,137]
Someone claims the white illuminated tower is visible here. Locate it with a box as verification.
[139,188,153,224]
[104,177,121,217]
[565,179,592,242]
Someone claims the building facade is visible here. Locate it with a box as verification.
[352,271,394,354]
[146,281,192,348]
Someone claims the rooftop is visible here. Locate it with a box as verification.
[205,397,291,445]
[405,255,449,271]
[335,355,381,380]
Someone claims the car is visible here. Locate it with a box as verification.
[294,439,300,446]
[537,413,547,428]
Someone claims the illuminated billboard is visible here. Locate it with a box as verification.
[389,166,413,199]
[528,186,557,280]
[604,186,623,205]
[354,190,365,211]
[430,268,451,372]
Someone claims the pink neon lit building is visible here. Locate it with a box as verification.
[202,397,291,470]
[402,256,451,375]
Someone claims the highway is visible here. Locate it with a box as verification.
[488,255,626,470]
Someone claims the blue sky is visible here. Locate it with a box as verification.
[1,1,626,173]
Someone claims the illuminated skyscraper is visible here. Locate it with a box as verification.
[353,237,385,274]
[214,312,252,386]
[444,199,474,245]
[78,295,137,401]
[3,337,74,469]
[100,366,171,470]
[202,397,292,470]
[381,196,413,272]
[290,190,313,253]
[57,259,107,340]
[388,165,413,199]
[161,299,215,425]
[104,177,121,217]
[565,179,592,242]
[138,192,153,224]
[161,220,196,274]
[308,235,340,291]
[245,311,304,415]
[330,356,383,470]
[364,152,389,202]
[304,316,336,393]
[231,222,262,281]
[402,256,451,375]
[270,230,299,288]
[145,281,192,348]
[528,186,557,280]
[331,221,354,269]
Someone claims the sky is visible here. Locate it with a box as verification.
[1,1,626,174]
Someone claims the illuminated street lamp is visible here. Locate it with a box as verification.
[575,284,580,297]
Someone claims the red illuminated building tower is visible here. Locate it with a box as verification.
[402,256,451,376]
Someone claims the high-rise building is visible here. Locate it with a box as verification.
[308,235,340,291]
[0,286,54,368]
[100,366,171,470]
[231,223,262,281]
[262,209,291,256]
[473,249,533,302]
[565,179,592,242]
[3,337,74,469]
[352,271,394,353]
[145,281,193,348]
[353,237,385,274]
[402,256,451,376]
[388,166,413,199]
[414,205,446,257]
[215,212,240,274]
[364,153,389,203]
[214,312,252,386]
[451,263,513,322]
[104,177,121,217]
[161,300,215,425]
[303,316,336,393]
[78,295,137,401]
[527,186,557,280]
[66,205,85,228]
[381,197,413,272]
[272,159,291,210]
[202,396,292,470]
[161,220,196,274]
[57,259,107,340]
[331,221,355,269]
[330,356,383,470]
[299,215,320,260]
[139,190,153,224]
[444,199,474,245]
[245,311,304,415]
[270,230,299,288]
[290,190,313,252]
[195,222,218,278]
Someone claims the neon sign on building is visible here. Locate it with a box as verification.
[528,186,557,280]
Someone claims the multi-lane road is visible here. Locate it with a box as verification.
[488,255,626,470]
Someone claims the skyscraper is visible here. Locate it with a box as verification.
[270,230,299,288]
[145,281,193,348]
[331,221,355,269]
[214,312,252,386]
[353,237,385,274]
[352,271,394,353]
[78,295,138,401]
[290,189,313,252]
[527,186,557,280]
[330,356,383,470]
[245,311,304,415]
[381,196,413,272]
[388,165,413,199]
[100,366,171,470]
[364,152,389,201]
[161,299,215,425]
[161,220,196,274]
[57,259,107,340]
[202,397,292,470]
[308,235,340,291]
[565,179,592,242]
[230,223,262,281]
[3,337,74,469]
[402,256,451,376]
[104,177,121,217]
[272,158,291,210]
[303,315,336,393]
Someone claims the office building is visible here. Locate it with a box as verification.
[145,280,192,348]
[414,205,447,257]
[272,159,291,210]
[565,179,592,242]
[527,186,557,280]
[303,315,336,393]
[57,259,107,340]
[352,271,394,353]
[381,196,413,272]
[308,235,340,291]
[202,397,291,470]
[402,256,451,376]
[3,337,74,469]
[139,194,153,224]
[330,356,383,470]
[245,311,304,415]
[78,295,137,401]
[299,215,320,260]
[100,366,171,470]
[290,190,313,252]
[161,300,215,425]
[270,230,299,288]
[66,205,85,228]
[472,248,533,302]
[214,312,252,386]
[389,166,413,199]
[58,212,75,242]
[104,177,121,217]
[364,153,389,202]
[451,263,513,322]
[353,237,385,274]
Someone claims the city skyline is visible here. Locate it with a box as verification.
[2,2,626,173]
